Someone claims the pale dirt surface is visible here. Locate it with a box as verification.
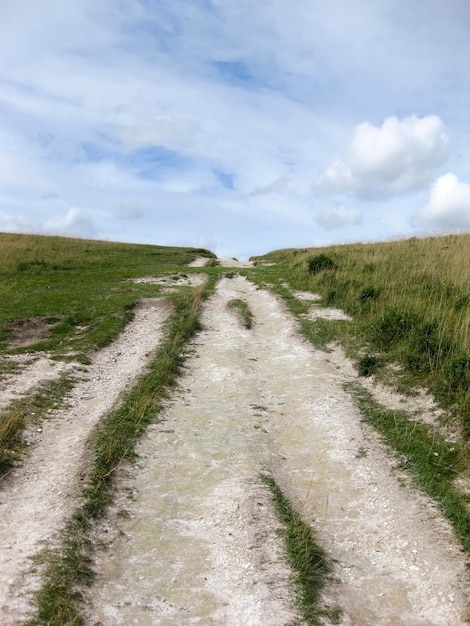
[0,355,75,410]
[0,299,172,625]
[293,291,450,436]
[190,257,253,268]
[187,257,209,267]
[219,258,254,268]
[325,343,452,438]
[85,277,469,626]
[131,273,208,288]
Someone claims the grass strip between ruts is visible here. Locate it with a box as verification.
[26,279,215,626]
[261,473,337,626]
[227,298,254,329]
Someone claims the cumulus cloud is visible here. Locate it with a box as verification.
[0,207,94,238]
[413,173,470,229]
[41,208,95,237]
[316,115,449,199]
[117,201,144,220]
[315,206,363,230]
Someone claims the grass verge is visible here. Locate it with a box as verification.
[0,232,214,357]
[251,234,470,434]
[227,298,254,329]
[26,279,214,625]
[349,383,470,555]
[261,473,333,626]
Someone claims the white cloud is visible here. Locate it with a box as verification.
[316,115,449,199]
[250,175,290,196]
[413,173,470,229]
[41,208,95,237]
[315,206,363,230]
[116,201,144,220]
[0,211,34,234]
[121,116,198,152]
[0,2,469,256]
[0,207,94,238]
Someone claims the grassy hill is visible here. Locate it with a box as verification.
[252,233,470,436]
[0,233,215,359]
[1,231,470,624]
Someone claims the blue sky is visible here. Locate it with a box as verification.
[1,1,470,258]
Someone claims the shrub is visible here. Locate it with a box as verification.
[308,254,337,275]
[372,307,419,350]
[358,354,379,376]
[359,286,380,303]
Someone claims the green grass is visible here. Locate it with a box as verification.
[261,474,334,626]
[349,383,470,554]
[5,231,470,621]
[251,234,470,434]
[0,232,215,357]
[227,298,253,328]
[0,376,75,475]
[0,233,215,478]
[251,233,470,565]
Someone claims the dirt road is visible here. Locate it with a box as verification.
[0,273,468,624]
[84,276,469,625]
[0,299,172,624]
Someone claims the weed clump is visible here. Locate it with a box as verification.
[308,254,337,275]
[359,285,380,303]
[358,354,379,377]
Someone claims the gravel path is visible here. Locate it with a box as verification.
[0,299,172,624]
[84,276,469,625]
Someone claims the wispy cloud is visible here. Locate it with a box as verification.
[0,1,469,255]
[315,206,363,231]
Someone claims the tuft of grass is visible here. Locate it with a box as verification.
[228,298,254,329]
[308,254,337,275]
[0,376,75,475]
[261,473,331,625]
[357,353,379,377]
[27,513,93,626]
[27,280,214,624]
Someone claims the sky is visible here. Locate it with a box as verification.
[1,1,470,258]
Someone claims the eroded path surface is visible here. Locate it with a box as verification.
[0,355,75,410]
[0,299,172,624]
[86,276,469,626]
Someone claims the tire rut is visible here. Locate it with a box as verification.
[0,299,172,624]
[85,276,469,625]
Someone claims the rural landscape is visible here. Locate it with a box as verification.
[0,231,470,625]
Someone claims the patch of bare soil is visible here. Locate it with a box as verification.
[188,257,209,267]
[85,277,468,625]
[131,273,208,289]
[325,343,454,440]
[0,317,61,349]
[0,299,172,624]
[219,258,254,267]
